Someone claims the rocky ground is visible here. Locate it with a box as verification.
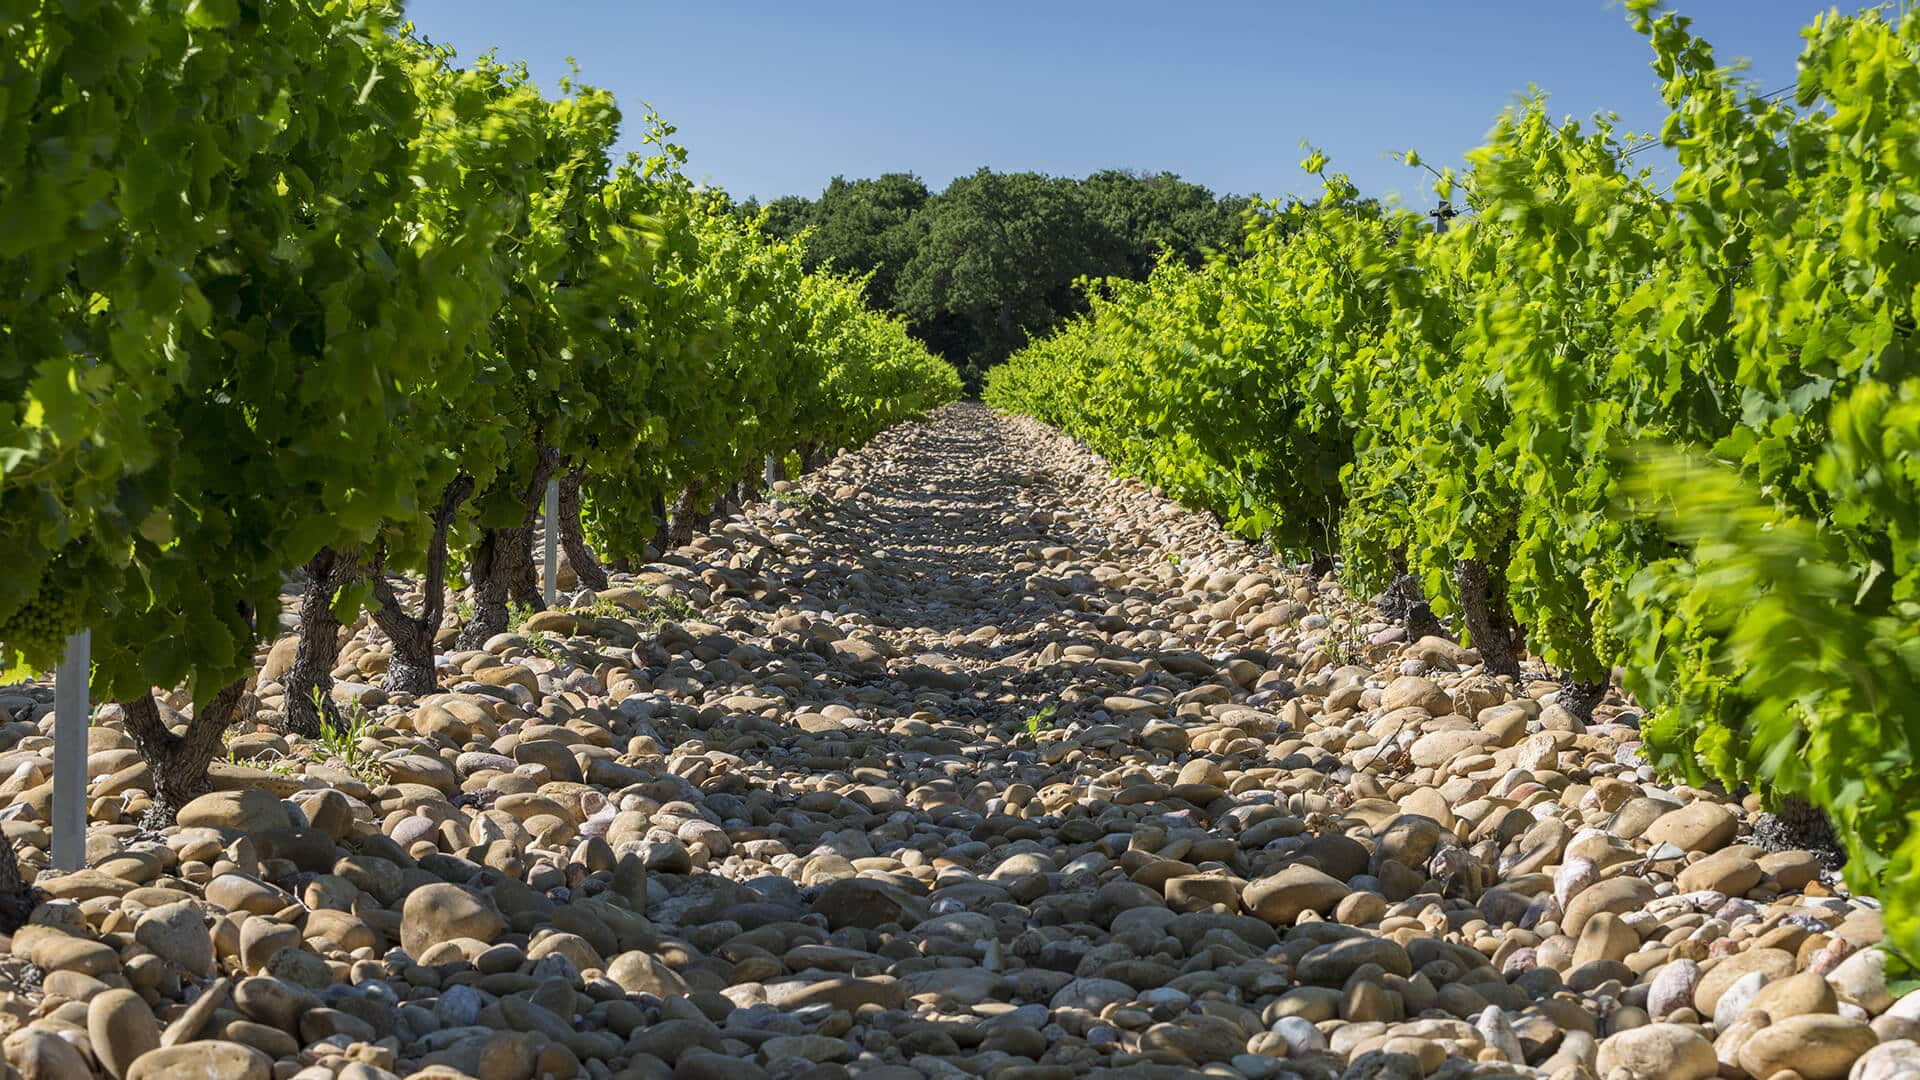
[1,402,1917,1080]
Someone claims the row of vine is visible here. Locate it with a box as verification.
[986,2,1920,957]
[0,0,961,814]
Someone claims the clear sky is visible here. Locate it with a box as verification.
[404,1,1844,209]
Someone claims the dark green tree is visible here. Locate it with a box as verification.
[1077,169,1248,279]
[802,173,930,308]
[896,170,1097,377]
[757,194,814,241]
[753,167,1248,383]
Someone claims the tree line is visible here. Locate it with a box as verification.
[742,169,1251,385]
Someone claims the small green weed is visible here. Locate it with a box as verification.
[1311,603,1371,667]
[226,748,298,775]
[1024,702,1058,742]
[778,489,832,517]
[563,587,694,632]
[309,689,387,785]
[507,601,536,634]
[655,589,695,621]
[624,587,695,627]
[578,597,629,621]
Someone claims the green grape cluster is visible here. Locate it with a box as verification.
[0,569,84,675]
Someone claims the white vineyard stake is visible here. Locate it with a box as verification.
[53,628,89,873]
[544,478,560,608]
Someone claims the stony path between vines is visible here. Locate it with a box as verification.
[3,403,1919,1080]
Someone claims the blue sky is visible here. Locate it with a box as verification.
[404,1,1848,209]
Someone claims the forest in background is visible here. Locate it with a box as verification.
[740,169,1251,384]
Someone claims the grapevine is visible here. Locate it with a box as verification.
[0,1,959,812]
[986,1,1920,956]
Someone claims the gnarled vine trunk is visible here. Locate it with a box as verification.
[764,451,786,487]
[0,838,42,932]
[507,524,542,609]
[557,468,608,592]
[1378,572,1446,642]
[370,477,471,695]
[284,548,356,738]
[461,523,538,649]
[1454,553,1522,680]
[1555,676,1608,725]
[650,491,671,550]
[1757,795,1846,870]
[459,448,562,650]
[1378,548,1447,642]
[121,681,249,824]
[666,483,705,549]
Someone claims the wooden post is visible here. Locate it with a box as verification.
[543,477,560,607]
[53,629,89,873]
